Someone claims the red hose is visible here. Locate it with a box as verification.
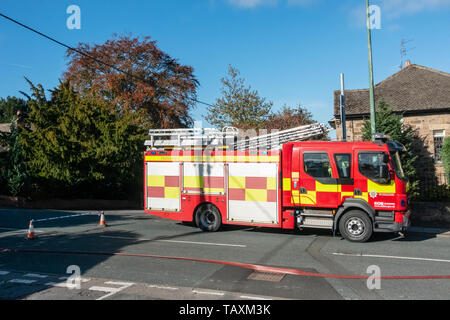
[2,248,450,280]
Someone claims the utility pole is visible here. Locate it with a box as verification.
[366,0,376,137]
[340,73,347,141]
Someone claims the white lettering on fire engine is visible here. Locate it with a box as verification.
[374,201,395,209]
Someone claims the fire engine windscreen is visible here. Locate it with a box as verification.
[390,151,406,181]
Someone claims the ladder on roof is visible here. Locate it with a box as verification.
[229,123,328,151]
[144,123,328,151]
[144,127,239,150]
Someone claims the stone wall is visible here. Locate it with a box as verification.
[410,201,450,225]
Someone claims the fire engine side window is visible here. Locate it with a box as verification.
[303,153,332,178]
[358,152,389,182]
[334,154,351,178]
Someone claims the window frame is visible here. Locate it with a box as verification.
[433,130,445,163]
[303,151,333,180]
[357,151,391,185]
[334,153,352,179]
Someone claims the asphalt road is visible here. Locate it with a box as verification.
[0,208,450,300]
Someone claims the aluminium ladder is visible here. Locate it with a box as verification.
[144,123,328,151]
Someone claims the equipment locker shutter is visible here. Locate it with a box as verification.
[227,163,278,224]
[183,163,225,195]
[146,162,180,211]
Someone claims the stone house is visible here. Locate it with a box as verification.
[0,123,11,153]
[329,63,450,185]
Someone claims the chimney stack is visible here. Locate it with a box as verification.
[404,60,411,68]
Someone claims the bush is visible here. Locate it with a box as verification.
[443,136,450,182]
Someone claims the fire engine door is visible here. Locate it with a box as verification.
[298,151,339,208]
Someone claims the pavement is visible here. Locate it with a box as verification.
[1,208,450,301]
[407,226,450,238]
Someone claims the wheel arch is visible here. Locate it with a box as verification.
[193,202,222,223]
[333,198,375,234]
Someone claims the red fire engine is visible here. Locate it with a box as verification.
[143,124,410,242]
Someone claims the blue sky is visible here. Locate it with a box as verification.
[1,0,450,136]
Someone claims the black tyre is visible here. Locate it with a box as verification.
[339,210,373,243]
[195,204,222,232]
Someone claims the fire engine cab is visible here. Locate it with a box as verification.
[143,124,410,242]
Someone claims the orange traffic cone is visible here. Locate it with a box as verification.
[27,220,36,239]
[99,211,107,227]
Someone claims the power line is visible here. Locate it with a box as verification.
[0,12,214,108]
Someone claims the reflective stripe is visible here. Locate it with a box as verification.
[301,191,317,205]
[229,176,245,189]
[164,187,180,199]
[315,181,338,192]
[368,180,396,194]
[283,178,291,191]
[145,155,279,163]
[183,176,224,189]
[267,177,277,190]
[245,189,267,202]
[147,175,165,187]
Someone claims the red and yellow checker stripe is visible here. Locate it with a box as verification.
[183,175,225,194]
[144,150,280,163]
[228,176,277,202]
[147,175,180,199]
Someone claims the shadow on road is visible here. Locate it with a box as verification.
[0,209,148,299]
[180,221,441,243]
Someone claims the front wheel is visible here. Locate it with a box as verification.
[195,204,222,232]
[338,210,373,243]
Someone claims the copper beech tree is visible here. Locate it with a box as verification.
[64,34,199,129]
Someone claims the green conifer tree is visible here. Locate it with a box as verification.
[362,100,420,196]
[20,80,147,199]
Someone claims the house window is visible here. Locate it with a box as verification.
[433,130,445,163]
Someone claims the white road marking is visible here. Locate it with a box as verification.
[158,239,247,248]
[240,295,272,300]
[58,276,90,282]
[9,279,37,284]
[89,286,116,292]
[45,282,69,288]
[332,252,450,264]
[89,281,134,300]
[100,235,246,248]
[105,281,134,286]
[147,284,179,291]
[192,290,225,296]
[0,271,10,276]
[25,273,48,279]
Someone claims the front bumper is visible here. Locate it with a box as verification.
[374,211,411,233]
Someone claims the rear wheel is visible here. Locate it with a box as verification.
[339,210,373,243]
[195,204,222,232]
